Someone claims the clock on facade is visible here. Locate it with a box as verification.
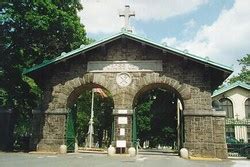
[116,73,132,87]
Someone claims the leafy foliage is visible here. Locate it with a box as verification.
[0,0,88,150]
[136,100,153,142]
[229,54,250,84]
[72,89,113,148]
[135,89,178,148]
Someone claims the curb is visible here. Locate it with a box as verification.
[77,150,107,154]
[29,151,58,155]
[189,156,222,161]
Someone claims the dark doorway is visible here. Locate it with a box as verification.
[133,87,183,153]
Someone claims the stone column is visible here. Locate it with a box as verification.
[183,110,227,159]
[112,108,133,154]
[213,113,228,159]
[29,109,42,151]
[37,108,67,152]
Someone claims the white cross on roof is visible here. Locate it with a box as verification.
[119,5,135,32]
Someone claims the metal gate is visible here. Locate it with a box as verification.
[132,109,137,147]
[177,99,184,151]
[66,109,75,152]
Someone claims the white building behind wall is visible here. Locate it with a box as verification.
[212,81,250,143]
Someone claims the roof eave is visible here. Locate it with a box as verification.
[123,32,233,73]
[23,32,124,75]
[212,82,250,97]
[23,31,234,75]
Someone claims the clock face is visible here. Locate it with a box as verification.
[116,73,132,87]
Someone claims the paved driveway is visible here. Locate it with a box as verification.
[0,152,248,167]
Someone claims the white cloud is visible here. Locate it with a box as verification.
[78,0,208,34]
[161,0,250,75]
[182,19,198,38]
[78,0,123,34]
[184,19,197,29]
[128,0,208,21]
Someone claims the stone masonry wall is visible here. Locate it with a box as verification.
[37,113,66,152]
[213,116,227,159]
[34,38,227,158]
[184,116,215,157]
[113,114,133,152]
[29,110,42,151]
[183,112,227,159]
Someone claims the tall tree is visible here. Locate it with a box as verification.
[229,54,250,84]
[0,0,88,150]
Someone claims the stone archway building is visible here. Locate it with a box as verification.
[25,31,233,158]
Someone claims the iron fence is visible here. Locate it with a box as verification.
[227,143,250,158]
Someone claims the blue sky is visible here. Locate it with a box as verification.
[132,0,234,42]
[78,0,250,77]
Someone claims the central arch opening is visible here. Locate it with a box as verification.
[66,84,114,152]
[133,83,184,153]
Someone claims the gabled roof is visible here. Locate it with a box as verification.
[23,31,233,75]
[212,81,250,97]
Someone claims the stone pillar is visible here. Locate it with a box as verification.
[213,114,228,159]
[29,109,42,151]
[37,109,67,152]
[183,110,227,159]
[112,108,133,154]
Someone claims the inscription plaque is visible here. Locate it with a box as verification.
[120,128,125,136]
[118,109,128,114]
[87,60,162,72]
[118,117,128,124]
[116,140,126,147]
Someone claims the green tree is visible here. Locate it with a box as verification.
[135,89,177,148]
[229,55,250,84]
[0,0,88,150]
[136,101,153,144]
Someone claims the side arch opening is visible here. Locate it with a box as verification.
[65,83,114,152]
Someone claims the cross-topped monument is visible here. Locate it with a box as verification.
[119,5,135,32]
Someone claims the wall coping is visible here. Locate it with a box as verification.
[184,110,226,117]
[113,109,133,115]
[45,108,68,114]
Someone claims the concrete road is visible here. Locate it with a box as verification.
[0,152,249,167]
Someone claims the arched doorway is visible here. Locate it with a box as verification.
[132,83,184,153]
[65,84,114,152]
